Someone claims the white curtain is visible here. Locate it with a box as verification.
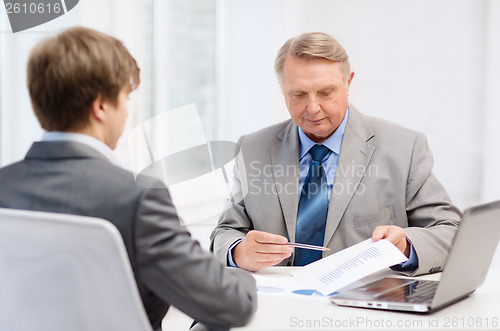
[2,0,500,254]
[0,0,154,168]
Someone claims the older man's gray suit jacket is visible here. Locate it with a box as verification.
[0,141,256,331]
[211,105,461,276]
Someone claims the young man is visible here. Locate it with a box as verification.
[0,26,256,331]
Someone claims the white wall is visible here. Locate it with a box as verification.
[3,0,498,208]
[2,1,500,258]
[0,0,153,168]
[217,0,500,211]
[482,0,500,204]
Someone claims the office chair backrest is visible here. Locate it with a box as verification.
[0,207,153,331]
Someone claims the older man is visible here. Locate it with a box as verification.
[211,32,461,276]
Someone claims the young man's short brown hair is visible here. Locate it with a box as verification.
[27,26,140,131]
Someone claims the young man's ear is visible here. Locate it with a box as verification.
[90,95,107,122]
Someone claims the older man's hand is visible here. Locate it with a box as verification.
[233,230,294,272]
[371,225,411,257]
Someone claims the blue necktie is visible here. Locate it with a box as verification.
[294,144,331,266]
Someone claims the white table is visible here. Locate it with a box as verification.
[163,266,500,330]
[233,266,500,330]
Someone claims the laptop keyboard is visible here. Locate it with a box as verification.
[377,280,439,304]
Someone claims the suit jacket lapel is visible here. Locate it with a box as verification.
[271,121,300,242]
[324,105,375,248]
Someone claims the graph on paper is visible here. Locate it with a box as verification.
[291,239,408,295]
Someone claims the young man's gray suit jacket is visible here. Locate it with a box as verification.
[211,105,462,276]
[0,141,256,331]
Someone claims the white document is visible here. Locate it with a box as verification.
[291,239,408,295]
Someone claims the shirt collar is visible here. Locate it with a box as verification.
[298,107,349,160]
[41,131,121,167]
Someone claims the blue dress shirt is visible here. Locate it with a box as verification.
[228,108,418,270]
[297,108,349,200]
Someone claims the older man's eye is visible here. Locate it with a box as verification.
[294,93,306,98]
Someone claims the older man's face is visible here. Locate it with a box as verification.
[281,56,354,143]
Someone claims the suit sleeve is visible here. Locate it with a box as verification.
[403,133,462,276]
[133,182,257,329]
[210,136,255,265]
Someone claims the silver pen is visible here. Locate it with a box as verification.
[286,242,330,251]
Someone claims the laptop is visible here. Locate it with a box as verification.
[330,200,500,313]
